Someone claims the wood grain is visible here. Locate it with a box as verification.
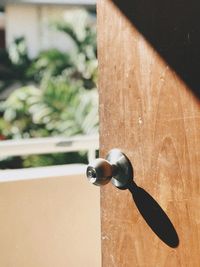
[97,0,200,266]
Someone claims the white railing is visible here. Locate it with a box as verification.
[0,135,99,163]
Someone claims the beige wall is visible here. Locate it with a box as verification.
[0,171,101,267]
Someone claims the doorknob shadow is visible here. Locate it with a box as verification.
[111,0,200,99]
[126,182,179,248]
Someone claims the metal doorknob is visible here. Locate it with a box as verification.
[86,149,133,189]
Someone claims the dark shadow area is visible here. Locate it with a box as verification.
[126,181,179,248]
[112,0,200,98]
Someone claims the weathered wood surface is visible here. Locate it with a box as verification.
[98,0,200,266]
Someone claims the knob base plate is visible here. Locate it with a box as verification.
[106,149,133,189]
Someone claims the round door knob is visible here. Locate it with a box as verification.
[86,149,133,189]
[86,158,114,186]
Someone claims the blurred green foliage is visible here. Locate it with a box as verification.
[0,37,32,92]
[0,9,98,168]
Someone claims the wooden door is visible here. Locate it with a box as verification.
[97,0,200,266]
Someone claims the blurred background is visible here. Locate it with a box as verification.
[0,0,98,169]
[0,3,101,267]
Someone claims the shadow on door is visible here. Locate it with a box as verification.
[127,182,179,248]
[112,0,200,99]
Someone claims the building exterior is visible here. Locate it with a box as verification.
[1,0,96,57]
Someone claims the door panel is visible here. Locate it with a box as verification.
[98,0,200,266]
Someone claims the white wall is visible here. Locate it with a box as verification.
[5,4,82,57]
[6,5,41,57]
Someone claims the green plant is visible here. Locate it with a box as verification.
[52,9,97,89]
[0,9,98,168]
[0,37,32,92]
[27,49,72,84]
[0,79,98,138]
[0,9,97,93]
